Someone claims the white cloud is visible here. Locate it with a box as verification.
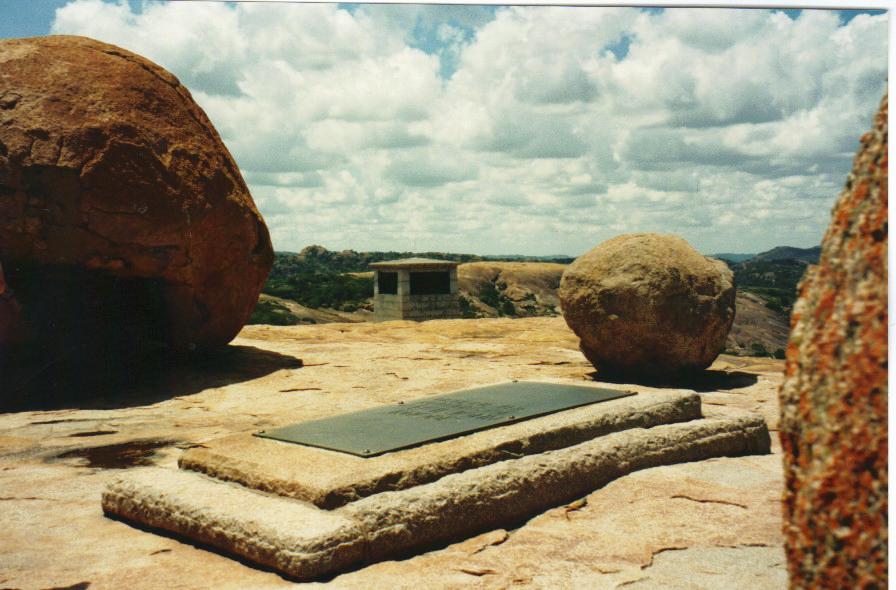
[50,2,887,255]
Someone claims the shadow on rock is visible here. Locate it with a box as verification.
[52,439,178,469]
[587,368,758,392]
[1,344,303,412]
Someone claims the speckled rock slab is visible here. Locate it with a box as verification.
[103,468,365,581]
[103,410,770,581]
[779,93,888,587]
[179,389,700,508]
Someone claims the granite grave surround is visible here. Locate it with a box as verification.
[101,381,771,581]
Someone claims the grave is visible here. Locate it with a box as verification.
[102,381,771,581]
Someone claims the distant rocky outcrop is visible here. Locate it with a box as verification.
[253,293,371,326]
[712,252,755,263]
[779,94,888,588]
[0,36,272,359]
[714,246,821,265]
[559,234,736,377]
[720,246,820,316]
[458,262,564,318]
[724,291,790,358]
[272,246,485,276]
[752,246,820,264]
[259,249,791,359]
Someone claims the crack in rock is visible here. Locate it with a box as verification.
[457,566,498,577]
[640,546,689,570]
[616,576,649,588]
[670,494,748,509]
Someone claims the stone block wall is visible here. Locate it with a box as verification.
[373,267,460,322]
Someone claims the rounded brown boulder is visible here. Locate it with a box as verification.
[559,233,735,377]
[0,36,273,352]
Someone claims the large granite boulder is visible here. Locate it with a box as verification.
[0,262,24,350]
[0,36,273,353]
[779,94,887,588]
[559,233,735,377]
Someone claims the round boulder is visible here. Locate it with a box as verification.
[559,233,735,376]
[0,36,273,352]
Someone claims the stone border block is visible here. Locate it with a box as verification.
[104,410,770,581]
[179,389,701,508]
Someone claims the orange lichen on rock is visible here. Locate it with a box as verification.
[778,93,887,589]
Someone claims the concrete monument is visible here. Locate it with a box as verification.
[371,258,461,321]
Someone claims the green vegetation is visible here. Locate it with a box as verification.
[457,294,478,318]
[270,245,485,277]
[500,299,516,316]
[716,245,819,316]
[270,245,573,278]
[248,299,303,326]
[751,341,769,357]
[725,258,809,315]
[259,244,813,323]
[262,245,570,315]
[752,245,820,263]
[713,253,755,263]
[263,272,372,311]
[747,342,787,359]
[517,292,538,315]
[747,286,796,314]
[478,281,501,309]
[733,258,807,290]
[477,279,518,317]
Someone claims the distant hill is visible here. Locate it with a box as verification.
[269,245,484,277]
[724,291,791,358]
[712,252,755,263]
[723,245,820,315]
[251,246,576,324]
[269,245,573,276]
[457,262,565,318]
[249,250,795,357]
[455,262,789,357]
[248,244,823,357]
[251,294,371,326]
[711,245,820,265]
[483,254,576,264]
[752,245,821,263]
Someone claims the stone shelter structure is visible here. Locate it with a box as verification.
[370,258,460,321]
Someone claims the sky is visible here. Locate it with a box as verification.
[0,2,889,256]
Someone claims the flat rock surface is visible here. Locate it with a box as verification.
[0,317,786,589]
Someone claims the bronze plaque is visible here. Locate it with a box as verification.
[256,381,634,457]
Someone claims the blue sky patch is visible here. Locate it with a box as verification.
[607,33,634,61]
